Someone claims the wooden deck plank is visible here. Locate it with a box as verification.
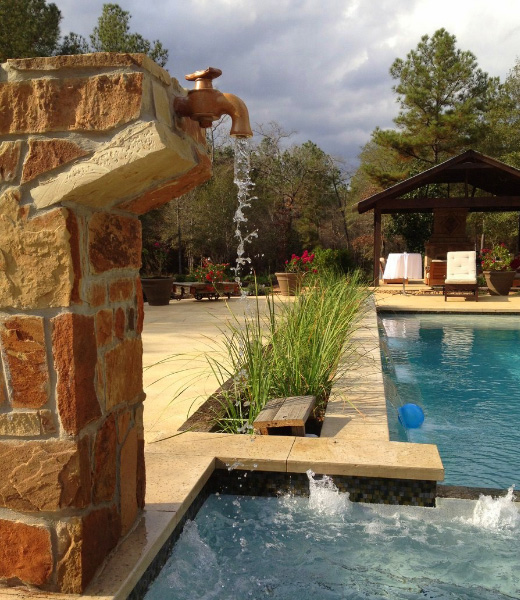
[253,395,316,435]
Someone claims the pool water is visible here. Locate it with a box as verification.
[380,314,520,488]
[145,473,520,600]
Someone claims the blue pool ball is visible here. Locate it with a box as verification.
[398,403,425,428]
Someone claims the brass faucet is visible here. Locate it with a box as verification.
[174,67,253,138]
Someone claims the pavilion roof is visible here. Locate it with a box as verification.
[356,150,520,214]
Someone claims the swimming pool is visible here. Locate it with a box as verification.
[380,313,520,488]
[144,472,520,599]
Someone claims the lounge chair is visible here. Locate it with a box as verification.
[443,251,478,301]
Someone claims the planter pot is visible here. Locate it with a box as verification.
[141,277,174,305]
[275,272,303,296]
[483,270,515,296]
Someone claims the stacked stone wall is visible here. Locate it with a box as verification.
[0,53,211,593]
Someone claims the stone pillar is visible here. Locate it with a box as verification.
[0,54,211,593]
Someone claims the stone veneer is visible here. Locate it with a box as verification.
[0,53,211,593]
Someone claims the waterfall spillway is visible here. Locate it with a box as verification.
[233,138,258,285]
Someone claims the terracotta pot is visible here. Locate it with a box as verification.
[483,270,515,296]
[140,277,174,305]
[275,272,302,296]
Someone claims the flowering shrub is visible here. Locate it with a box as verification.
[141,241,171,277]
[285,250,317,274]
[193,259,230,283]
[480,243,513,271]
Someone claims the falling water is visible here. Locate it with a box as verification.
[232,137,258,289]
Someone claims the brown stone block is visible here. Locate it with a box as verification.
[120,426,138,535]
[82,505,121,589]
[105,338,143,410]
[39,409,57,434]
[21,138,88,183]
[0,141,21,182]
[109,278,134,302]
[117,408,131,444]
[120,151,212,214]
[88,212,141,273]
[0,519,52,586]
[136,278,144,334]
[52,313,101,435]
[127,306,136,331]
[0,190,75,309]
[0,73,143,135]
[87,281,107,307]
[66,209,82,305]
[92,414,117,503]
[0,439,90,511]
[114,307,125,340]
[95,309,113,346]
[1,315,49,408]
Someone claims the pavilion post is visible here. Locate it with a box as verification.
[373,209,381,286]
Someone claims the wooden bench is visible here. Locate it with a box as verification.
[253,395,316,436]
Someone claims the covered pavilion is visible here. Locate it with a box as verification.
[356,150,520,285]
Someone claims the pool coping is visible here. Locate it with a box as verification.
[7,295,520,599]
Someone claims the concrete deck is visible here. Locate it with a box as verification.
[9,286,513,599]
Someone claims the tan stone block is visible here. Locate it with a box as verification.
[92,415,117,503]
[121,150,212,214]
[55,518,82,594]
[0,439,91,511]
[82,506,121,590]
[0,362,6,406]
[0,411,40,436]
[0,519,52,586]
[8,53,172,86]
[0,190,75,309]
[95,309,113,347]
[31,121,201,211]
[114,307,125,340]
[109,278,134,303]
[120,426,138,535]
[136,437,146,510]
[21,138,88,184]
[0,73,143,135]
[88,212,141,273]
[0,140,21,182]
[1,315,49,408]
[52,313,101,435]
[105,338,143,410]
[153,80,172,127]
[39,409,57,434]
[87,281,107,307]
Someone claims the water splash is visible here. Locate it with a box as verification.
[306,469,351,515]
[233,138,258,289]
[467,486,519,531]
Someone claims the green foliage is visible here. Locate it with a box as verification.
[386,213,433,254]
[375,28,496,167]
[58,32,90,55]
[0,0,61,61]
[311,248,355,274]
[209,272,371,433]
[89,3,168,66]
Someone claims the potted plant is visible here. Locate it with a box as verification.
[480,243,515,296]
[190,259,234,299]
[140,241,174,305]
[276,250,317,296]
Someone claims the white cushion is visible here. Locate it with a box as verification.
[445,251,477,283]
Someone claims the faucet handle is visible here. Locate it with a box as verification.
[185,67,222,89]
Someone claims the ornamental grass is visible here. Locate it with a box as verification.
[209,270,371,434]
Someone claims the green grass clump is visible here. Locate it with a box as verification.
[209,270,371,434]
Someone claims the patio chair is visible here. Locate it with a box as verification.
[443,251,478,302]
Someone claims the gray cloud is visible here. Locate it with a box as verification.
[55,0,520,164]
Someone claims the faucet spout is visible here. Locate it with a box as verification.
[174,67,253,138]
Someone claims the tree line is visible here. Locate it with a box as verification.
[3,3,520,274]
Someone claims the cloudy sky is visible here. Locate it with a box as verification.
[54,0,520,168]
